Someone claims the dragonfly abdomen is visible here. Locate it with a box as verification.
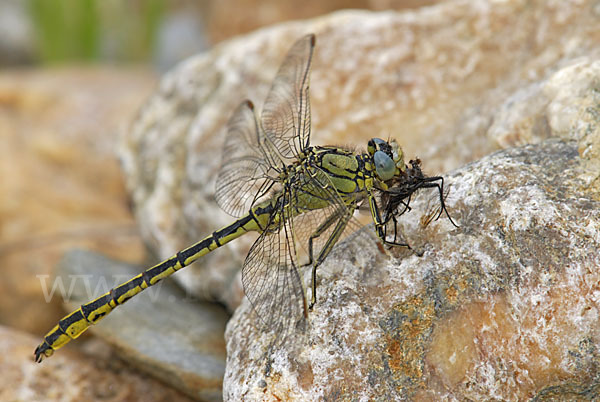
[34,207,271,362]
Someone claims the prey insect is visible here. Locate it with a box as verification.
[379,158,459,246]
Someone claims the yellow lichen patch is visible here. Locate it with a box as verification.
[382,295,436,394]
[444,283,459,305]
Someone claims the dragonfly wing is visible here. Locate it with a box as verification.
[217,34,316,217]
[241,196,308,340]
[215,100,279,217]
[289,168,363,264]
[261,34,315,160]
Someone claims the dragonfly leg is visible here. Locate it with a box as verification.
[413,177,459,228]
[382,196,412,245]
[305,210,352,310]
[369,191,410,248]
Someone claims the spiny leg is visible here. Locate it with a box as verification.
[415,177,459,228]
[370,191,410,248]
[305,210,352,309]
[383,194,413,246]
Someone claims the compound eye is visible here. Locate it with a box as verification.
[368,138,387,156]
[374,150,395,181]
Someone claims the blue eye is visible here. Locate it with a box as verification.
[374,150,395,181]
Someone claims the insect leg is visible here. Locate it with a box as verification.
[413,177,459,228]
[369,191,410,248]
[305,211,352,309]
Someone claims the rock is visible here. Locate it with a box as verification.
[121,0,600,321]
[0,325,194,401]
[54,249,228,401]
[119,1,600,399]
[224,138,600,400]
[202,0,445,44]
[489,59,600,178]
[0,67,155,338]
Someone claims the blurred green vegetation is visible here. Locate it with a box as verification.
[29,0,166,63]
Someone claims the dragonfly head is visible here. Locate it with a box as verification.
[367,138,406,183]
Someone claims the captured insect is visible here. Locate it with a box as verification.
[379,157,458,247]
[35,34,454,362]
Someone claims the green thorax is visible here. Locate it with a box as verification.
[251,145,381,231]
[307,145,375,194]
[284,146,377,209]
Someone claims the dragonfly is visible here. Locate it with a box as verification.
[34,34,451,362]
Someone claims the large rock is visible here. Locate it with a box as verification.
[119,1,600,399]
[225,138,600,400]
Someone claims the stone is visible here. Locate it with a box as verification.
[202,0,444,44]
[54,249,229,401]
[0,325,194,401]
[0,0,33,66]
[225,138,600,400]
[122,0,600,322]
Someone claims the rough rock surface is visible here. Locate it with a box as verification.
[56,250,228,401]
[122,0,600,316]
[0,325,194,401]
[225,138,600,400]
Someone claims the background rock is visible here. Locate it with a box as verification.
[0,67,154,340]
[0,0,33,66]
[0,325,194,401]
[201,0,445,44]
[225,138,600,400]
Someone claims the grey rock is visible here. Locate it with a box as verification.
[154,8,208,72]
[56,250,228,401]
[0,0,33,66]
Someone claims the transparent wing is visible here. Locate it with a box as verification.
[261,34,315,161]
[241,196,307,341]
[242,168,371,342]
[215,100,280,217]
[289,168,363,264]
